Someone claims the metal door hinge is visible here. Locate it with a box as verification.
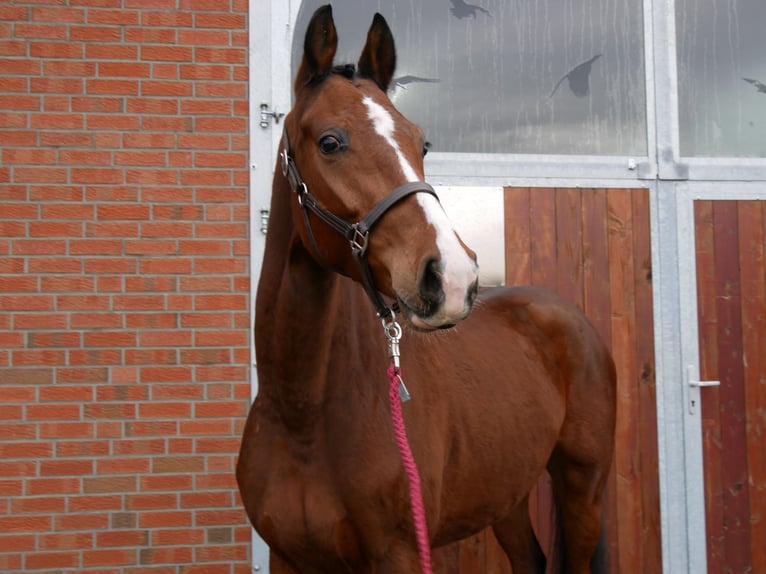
[260,102,284,129]
[686,365,720,415]
[259,208,269,235]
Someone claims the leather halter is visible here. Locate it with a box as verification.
[280,128,439,319]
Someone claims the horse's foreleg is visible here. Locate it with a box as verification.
[492,495,546,574]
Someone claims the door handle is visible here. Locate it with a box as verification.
[687,365,720,415]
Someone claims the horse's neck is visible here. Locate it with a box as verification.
[255,174,379,434]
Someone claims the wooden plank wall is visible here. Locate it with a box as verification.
[432,187,661,573]
[694,200,766,574]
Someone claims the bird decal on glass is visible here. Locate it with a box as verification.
[449,0,491,19]
[743,77,766,94]
[392,75,440,91]
[550,54,602,98]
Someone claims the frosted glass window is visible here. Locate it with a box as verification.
[676,0,766,157]
[293,0,647,156]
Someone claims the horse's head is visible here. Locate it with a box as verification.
[282,5,478,330]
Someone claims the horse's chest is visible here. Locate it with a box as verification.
[243,434,364,570]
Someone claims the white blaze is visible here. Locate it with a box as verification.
[362,96,477,319]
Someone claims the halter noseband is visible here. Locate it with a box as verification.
[280,128,439,319]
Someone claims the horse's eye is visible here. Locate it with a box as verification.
[422,141,431,157]
[318,135,343,154]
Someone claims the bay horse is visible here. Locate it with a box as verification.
[237,5,616,573]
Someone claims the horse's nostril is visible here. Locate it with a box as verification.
[467,279,478,307]
[419,258,444,311]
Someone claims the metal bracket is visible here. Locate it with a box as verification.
[686,365,720,415]
[260,102,284,129]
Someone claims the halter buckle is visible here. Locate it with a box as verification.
[280,149,289,178]
[349,224,369,256]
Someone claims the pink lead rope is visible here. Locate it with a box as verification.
[383,316,434,574]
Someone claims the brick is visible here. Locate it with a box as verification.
[194,401,247,418]
[0,441,53,458]
[69,24,121,42]
[86,113,140,130]
[140,221,194,236]
[82,548,137,567]
[0,275,37,291]
[179,275,230,290]
[87,8,139,25]
[139,258,192,274]
[84,402,136,419]
[98,61,150,77]
[39,459,93,476]
[180,312,231,328]
[124,276,176,291]
[39,131,93,148]
[83,475,136,494]
[0,94,41,110]
[123,131,176,147]
[83,330,136,347]
[56,439,110,457]
[71,95,122,112]
[151,384,203,400]
[139,366,192,383]
[40,276,95,291]
[112,438,164,455]
[0,422,36,439]
[87,221,139,237]
[24,551,79,570]
[39,384,93,402]
[125,312,177,328]
[125,168,179,184]
[140,45,192,62]
[12,240,67,255]
[55,512,109,531]
[97,529,149,547]
[56,294,111,311]
[27,331,82,348]
[86,43,138,60]
[30,40,83,59]
[151,527,204,546]
[138,510,193,529]
[125,27,176,43]
[27,258,82,273]
[38,531,94,550]
[140,546,193,565]
[138,401,191,419]
[194,13,245,29]
[11,495,66,514]
[96,456,150,475]
[0,367,53,384]
[57,367,109,384]
[39,422,94,439]
[31,6,86,23]
[12,348,66,366]
[96,384,147,402]
[114,150,167,166]
[29,221,83,237]
[86,78,139,96]
[140,80,192,97]
[124,348,177,365]
[141,11,192,27]
[195,47,245,64]
[0,534,35,551]
[58,149,113,166]
[195,116,245,133]
[67,349,121,366]
[84,257,138,274]
[194,257,247,275]
[180,63,230,80]
[86,186,139,202]
[16,23,68,40]
[194,294,246,310]
[137,329,191,346]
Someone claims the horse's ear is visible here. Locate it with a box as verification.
[357,13,396,92]
[295,4,338,91]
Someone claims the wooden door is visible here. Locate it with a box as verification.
[432,187,662,573]
[694,200,766,574]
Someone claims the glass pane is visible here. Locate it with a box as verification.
[677,0,766,157]
[292,0,647,156]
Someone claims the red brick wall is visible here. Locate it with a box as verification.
[0,2,252,572]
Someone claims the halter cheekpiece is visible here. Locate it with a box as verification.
[280,128,439,320]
